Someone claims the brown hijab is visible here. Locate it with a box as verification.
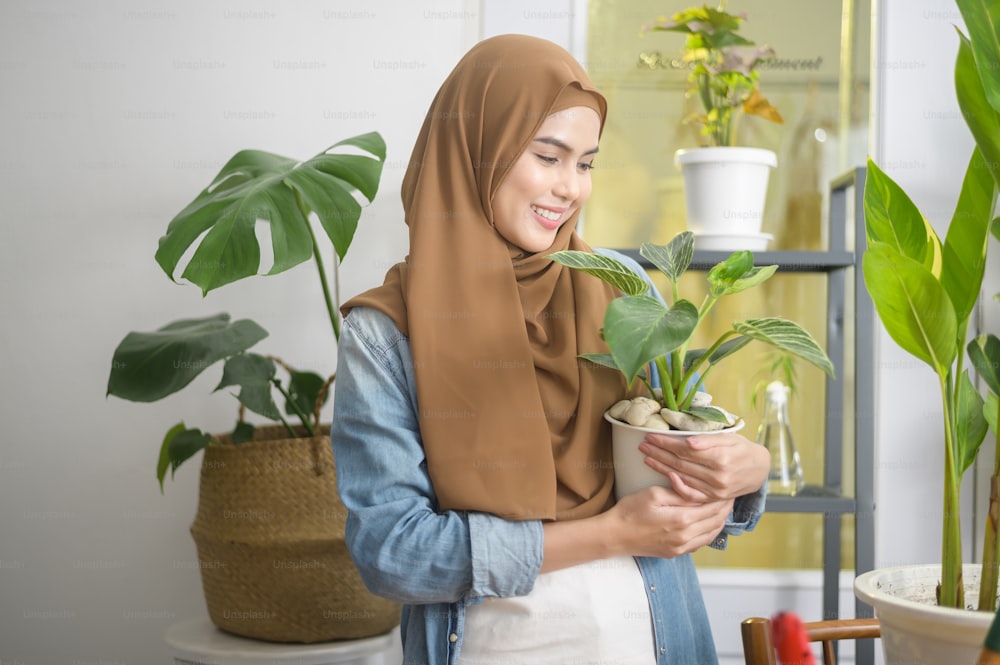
[342,34,627,521]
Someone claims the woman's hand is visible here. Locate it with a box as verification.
[637,432,769,503]
[542,485,733,571]
[606,486,734,559]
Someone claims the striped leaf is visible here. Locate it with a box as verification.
[547,250,649,296]
[603,296,699,385]
[733,317,835,378]
[640,232,694,283]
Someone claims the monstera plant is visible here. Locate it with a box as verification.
[107,132,386,489]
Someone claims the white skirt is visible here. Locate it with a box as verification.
[458,555,656,665]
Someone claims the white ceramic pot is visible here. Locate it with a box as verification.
[674,146,777,245]
[605,411,745,500]
[854,564,994,664]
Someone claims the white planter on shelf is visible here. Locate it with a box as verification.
[605,411,745,500]
[674,146,777,252]
[854,564,994,664]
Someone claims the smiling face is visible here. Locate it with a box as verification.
[491,106,601,253]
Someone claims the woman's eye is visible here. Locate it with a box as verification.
[535,154,559,164]
[578,162,595,172]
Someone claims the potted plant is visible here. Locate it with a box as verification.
[106,132,401,643]
[643,3,784,249]
[851,0,1000,661]
[549,231,833,498]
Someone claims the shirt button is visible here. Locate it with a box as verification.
[449,633,459,643]
[649,584,656,592]
[659,646,667,654]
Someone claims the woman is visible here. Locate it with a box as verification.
[331,34,769,665]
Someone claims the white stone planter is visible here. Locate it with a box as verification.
[854,564,994,664]
[605,411,744,500]
[674,146,777,251]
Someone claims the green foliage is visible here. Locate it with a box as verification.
[861,0,1000,609]
[107,132,386,490]
[549,231,833,422]
[642,4,783,146]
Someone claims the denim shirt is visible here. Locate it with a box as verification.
[330,250,765,665]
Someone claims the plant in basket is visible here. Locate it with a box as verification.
[549,232,834,496]
[105,132,402,643]
[107,133,384,488]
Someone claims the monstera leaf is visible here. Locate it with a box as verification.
[107,314,268,402]
[155,131,386,295]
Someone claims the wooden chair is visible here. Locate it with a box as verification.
[741,616,880,665]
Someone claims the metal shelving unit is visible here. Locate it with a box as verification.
[615,167,876,665]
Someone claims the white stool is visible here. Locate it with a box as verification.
[165,616,401,665]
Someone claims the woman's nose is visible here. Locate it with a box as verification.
[552,166,580,201]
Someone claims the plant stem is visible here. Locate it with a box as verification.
[940,372,965,608]
[979,474,1000,611]
[272,379,315,437]
[979,394,1000,611]
[294,192,341,342]
[655,357,678,410]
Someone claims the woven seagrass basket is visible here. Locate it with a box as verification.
[190,424,400,643]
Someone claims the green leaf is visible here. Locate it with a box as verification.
[580,353,618,371]
[215,353,281,420]
[287,370,327,420]
[168,428,212,478]
[955,370,988,474]
[864,158,934,267]
[940,148,995,327]
[603,296,699,385]
[231,421,255,444]
[640,232,694,283]
[684,336,753,372]
[686,405,731,424]
[726,265,778,296]
[157,422,186,492]
[955,0,1000,131]
[155,133,385,294]
[707,251,758,297]
[986,392,999,436]
[862,243,957,374]
[956,23,1000,192]
[157,423,211,491]
[733,317,835,378]
[969,334,1000,395]
[107,314,268,402]
[547,250,650,296]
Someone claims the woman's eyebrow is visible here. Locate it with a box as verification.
[532,136,599,156]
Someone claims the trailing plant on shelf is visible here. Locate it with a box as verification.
[549,231,834,432]
[642,2,783,146]
[859,0,1000,611]
[106,132,386,490]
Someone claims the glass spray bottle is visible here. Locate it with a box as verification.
[756,380,805,495]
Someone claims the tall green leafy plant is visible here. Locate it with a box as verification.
[549,231,833,427]
[106,132,386,490]
[861,0,1000,610]
[642,2,783,146]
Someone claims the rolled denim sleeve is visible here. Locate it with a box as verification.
[331,307,543,605]
[710,482,767,549]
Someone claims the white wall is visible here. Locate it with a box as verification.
[0,0,993,663]
[0,1,476,662]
